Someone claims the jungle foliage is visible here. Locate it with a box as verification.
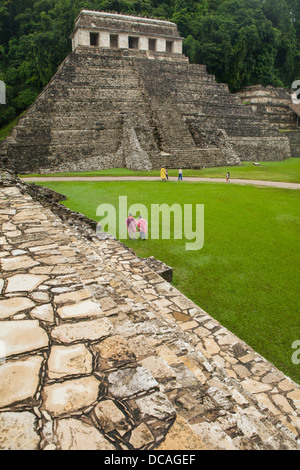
[0,0,299,128]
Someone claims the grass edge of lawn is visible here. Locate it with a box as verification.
[19,159,300,184]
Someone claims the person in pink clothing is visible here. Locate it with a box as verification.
[138,215,148,240]
[126,213,137,240]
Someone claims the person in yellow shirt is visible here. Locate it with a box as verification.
[160,167,166,181]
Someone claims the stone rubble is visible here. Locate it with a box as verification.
[0,179,300,450]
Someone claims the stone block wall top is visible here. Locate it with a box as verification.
[71,10,184,54]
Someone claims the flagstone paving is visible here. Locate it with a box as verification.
[0,180,300,450]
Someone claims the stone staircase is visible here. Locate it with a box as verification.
[0,178,300,450]
[133,59,241,168]
[1,47,291,174]
[2,49,163,174]
[134,59,291,162]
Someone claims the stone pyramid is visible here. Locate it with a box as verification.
[0,11,291,173]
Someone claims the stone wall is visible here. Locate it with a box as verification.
[237,85,296,129]
[284,131,300,158]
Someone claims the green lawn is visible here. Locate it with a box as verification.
[36,179,300,384]
[21,158,300,183]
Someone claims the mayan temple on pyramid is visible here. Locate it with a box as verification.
[0,10,292,174]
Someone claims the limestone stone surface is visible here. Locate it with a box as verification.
[0,356,44,408]
[287,389,300,402]
[141,356,177,380]
[135,391,176,420]
[94,399,131,435]
[30,303,54,322]
[98,297,118,311]
[31,291,50,302]
[42,376,101,416]
[107,366,159,398]
[0,255,39,271]
[191,422,236,450]
[0,297,35,319]
[241,378,273,394]
[0,320,49,358]
[5,274,48,292]
[57,299,103,319]
[129,422,155,449]
[93,334,136,371]
[157,415,208,450]
[53,289,91,304]
[0,412,40,450]
[50,318,113,343]
[47,343,93,379]
[55,418,116,450]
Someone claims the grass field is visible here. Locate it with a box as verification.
[35,178,300,384]
[22,158,300,183]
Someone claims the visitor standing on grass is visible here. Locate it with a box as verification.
[138,215,148,240]
[178,168,183,180]
[161,167,166,181]
[126,213,137,239]
[165,168,168,180]
[226,171,230,183]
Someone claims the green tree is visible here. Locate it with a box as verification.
[0,0,299,128]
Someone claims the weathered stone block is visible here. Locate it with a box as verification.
[50,317,114,343]
[0,320,49,358]
[0,412,40,450]
[107,366,158,398]
[0,297,35,320]
[55,418,116,450]
[42,376,101,416]
[0,356,44,408]
[0,18,290,174]
[47,343,93,379]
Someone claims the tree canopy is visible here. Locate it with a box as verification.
[0,0,299,128]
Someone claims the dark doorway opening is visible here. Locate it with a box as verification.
[149,39,157,51]
[90,32,99,46]
[110,34,119,48]
[166,41,173,53]
[128,36,139,49]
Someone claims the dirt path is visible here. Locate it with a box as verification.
[22,176,300,189]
